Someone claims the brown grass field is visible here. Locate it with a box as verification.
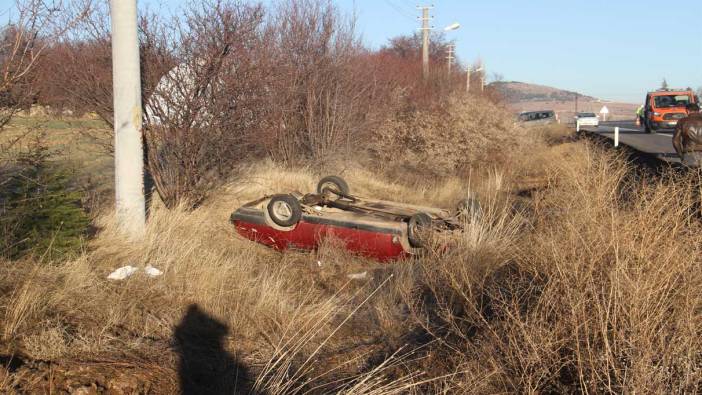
[1,99,700,393]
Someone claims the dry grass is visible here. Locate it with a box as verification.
[0,156,477,392]
[1,99,701,393]
[412,144,702,392]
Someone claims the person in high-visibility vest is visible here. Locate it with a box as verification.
[636,105,644,127]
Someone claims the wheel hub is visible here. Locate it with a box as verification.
[272,201,292,220]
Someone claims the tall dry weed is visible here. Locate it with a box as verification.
[411,144,702,392]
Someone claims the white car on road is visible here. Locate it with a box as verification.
[575,112,599,128]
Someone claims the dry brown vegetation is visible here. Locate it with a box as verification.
[2,96,701,393]
[32,0,471,208]
[2,0,701,394]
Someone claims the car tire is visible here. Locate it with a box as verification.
[267,194,302,227]
[408,212,432,248]
[317,176,350,198]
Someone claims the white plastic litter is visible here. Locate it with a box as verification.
[107,265,164,280]
[144,264,163,277]
[317,260,323,267]
[107,265,138,280]
[347,271,368,280]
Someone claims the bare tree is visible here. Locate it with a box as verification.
[143,0,269,208]
[34,2,170,153]
[382,31,453,63]
[34,0,111,120]
[265,0,391,164]
[0,0,88,143]
[19,0,473,209]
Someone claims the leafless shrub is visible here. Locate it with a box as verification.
[410,147,702,392]
[379,32,465,110]
[0,0,86,133]
[144,0,410,205]
[143,1,269,208]
[33,1,111,123]
[35,2,172,153]
[371,96,530,177]
[263,0,380,164]
[24,0,502,211]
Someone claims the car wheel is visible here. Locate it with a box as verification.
[408,212,432,248]
[317,176,350,199]
[267,194,302,227]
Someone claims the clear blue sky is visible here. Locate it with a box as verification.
[4,0,696,103]
[140,0,702,103]
[341,0,702,103]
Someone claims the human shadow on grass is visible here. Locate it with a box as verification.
[174,304,258,394]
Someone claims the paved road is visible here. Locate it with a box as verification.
[581,120,681,164]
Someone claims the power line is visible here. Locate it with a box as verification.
[383,0,416,21]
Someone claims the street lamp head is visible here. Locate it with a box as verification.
[444,22,460,31]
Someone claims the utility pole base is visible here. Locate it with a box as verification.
[110,0,146,238]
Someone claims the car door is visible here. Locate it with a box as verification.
[644,94,652,119]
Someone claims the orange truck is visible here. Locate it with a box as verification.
[643,89,698,133]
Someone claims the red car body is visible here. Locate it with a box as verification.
[230,175,472,262]
[232,205,409,261]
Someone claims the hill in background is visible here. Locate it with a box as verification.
[491,81,638,121]
[492,81,595,103]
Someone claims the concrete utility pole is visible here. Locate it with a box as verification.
[110,0,146,238]
[474,64,484,93]
[467,66,484,94]
[418,6,432,80]
[442,23,460,77]
[446,44,454,75]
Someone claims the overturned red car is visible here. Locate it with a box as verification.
[230,176,479,261]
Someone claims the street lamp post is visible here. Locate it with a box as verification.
[444,22,460,31]
[444,22,460,76]
[467,65,483,93]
